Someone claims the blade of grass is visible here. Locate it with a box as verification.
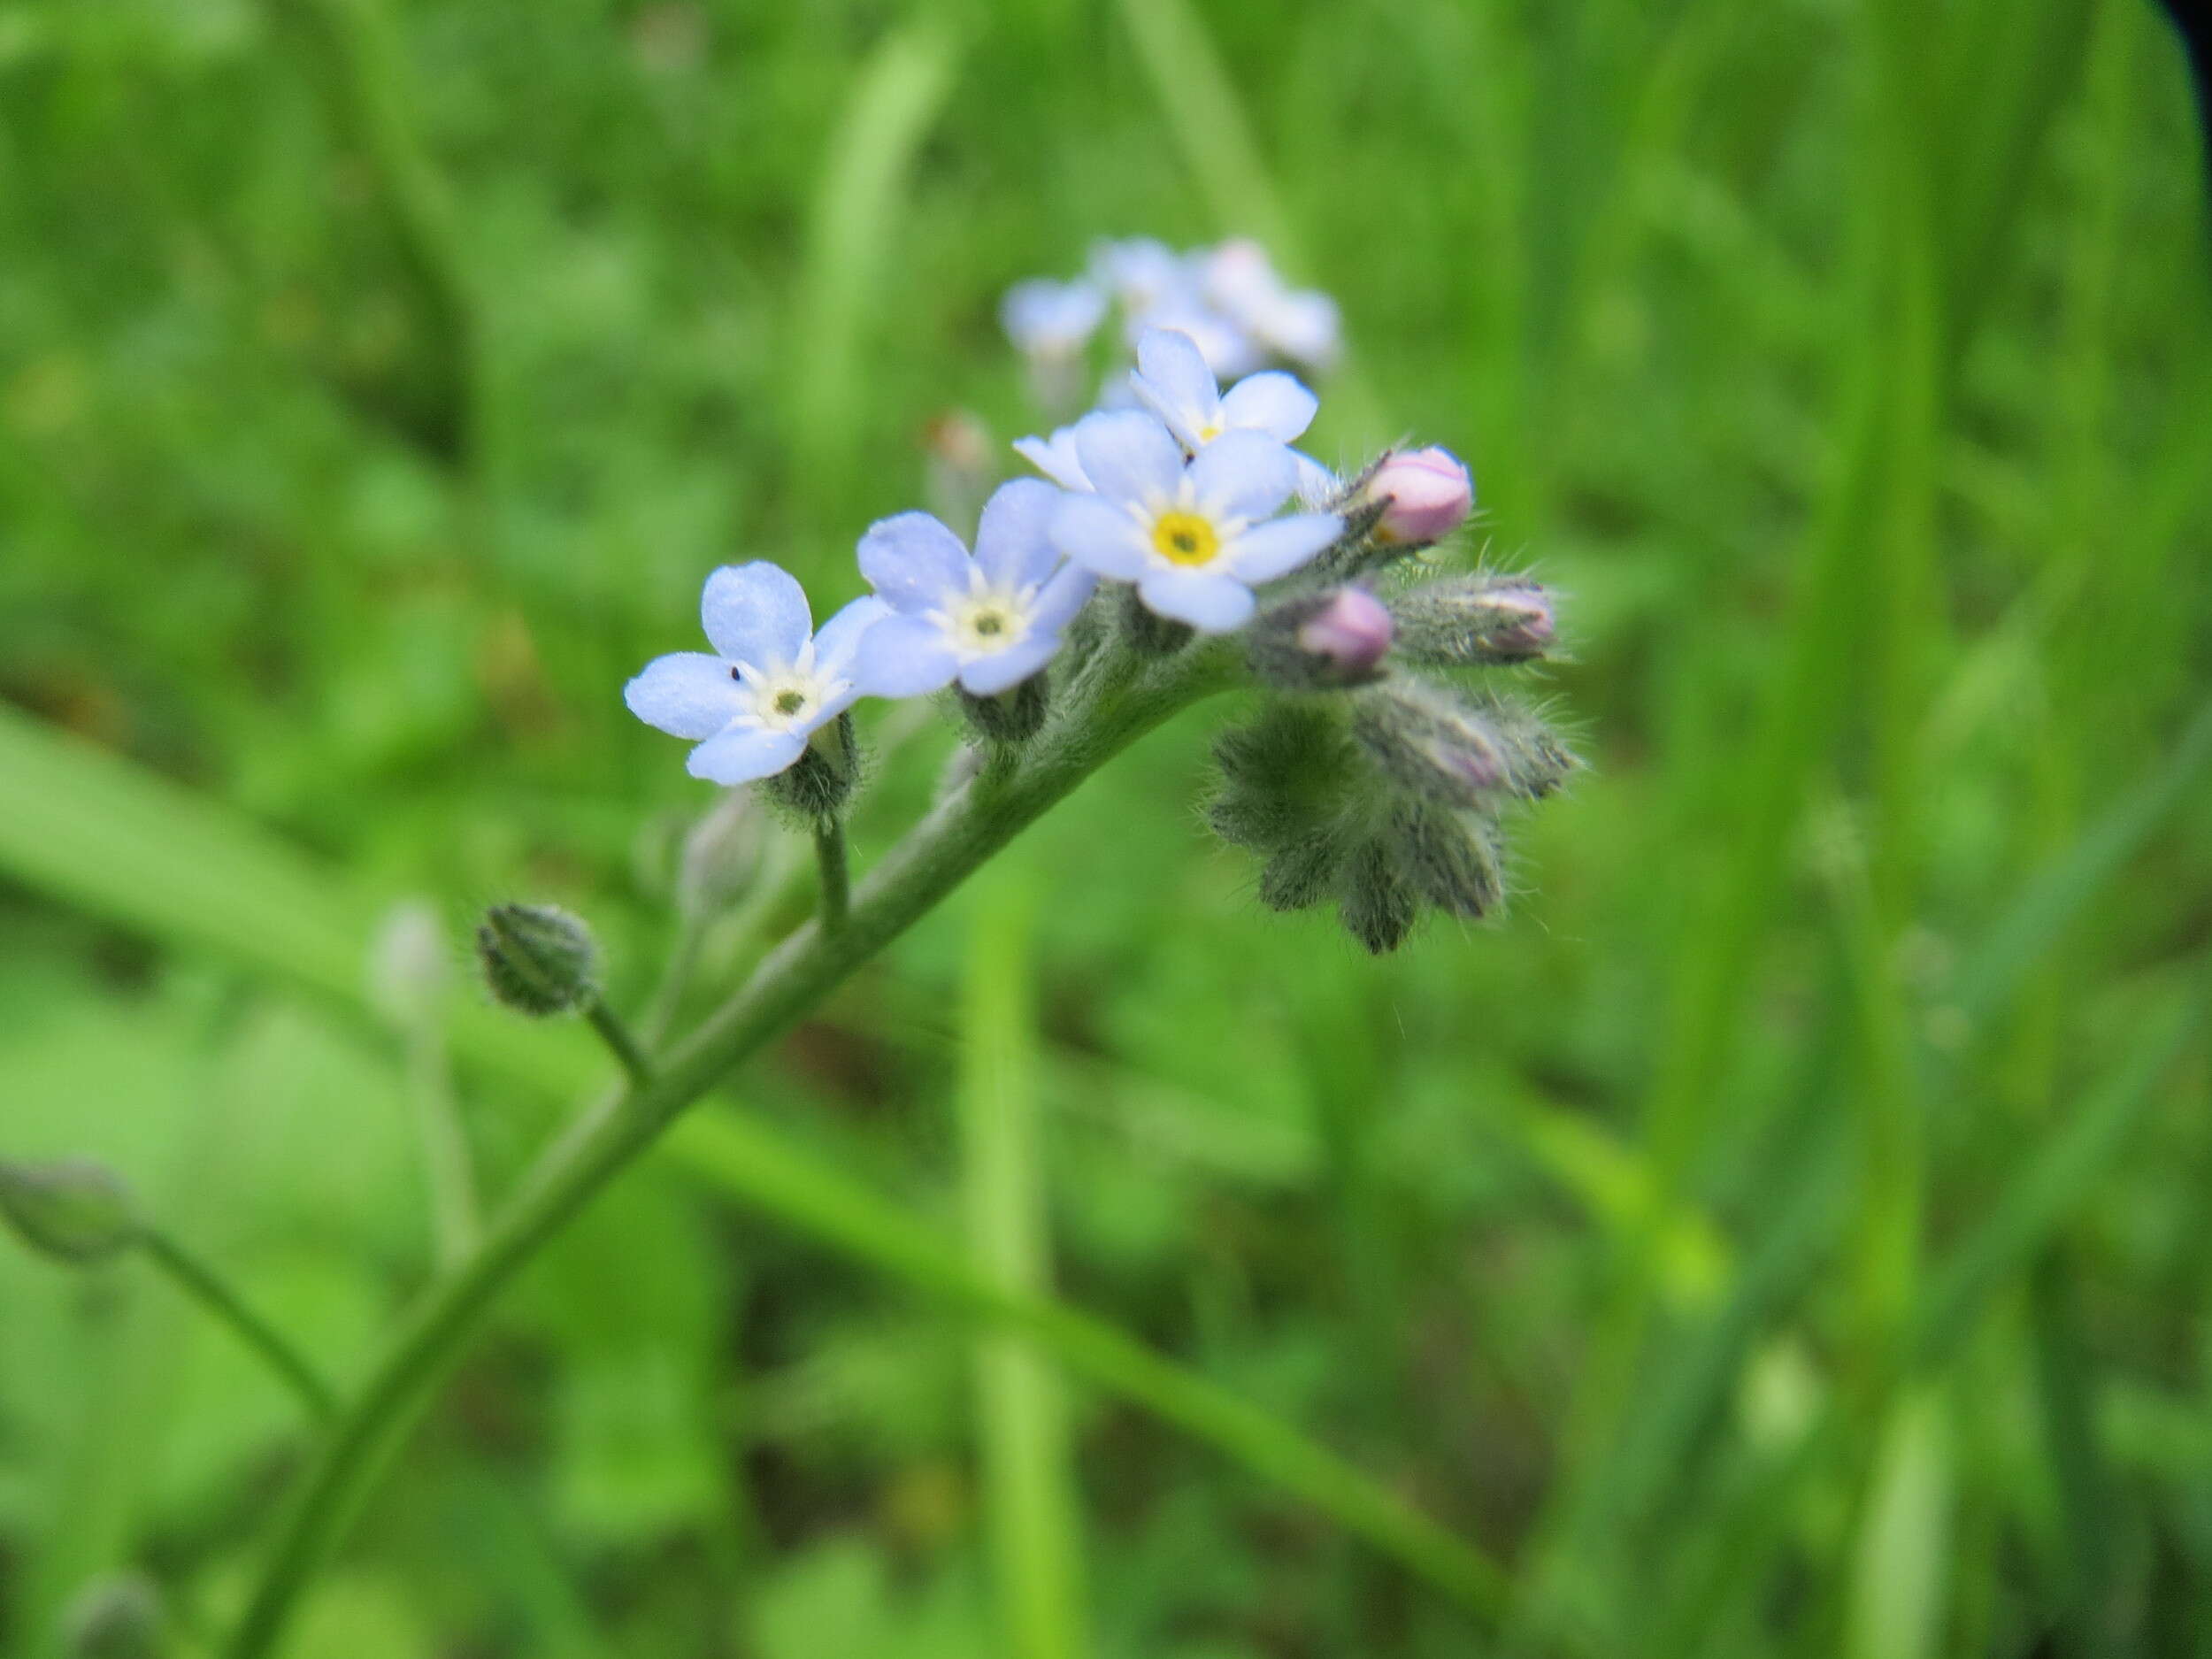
[1915,986,2199,1360]
[1559,699,2208,1632]
[1944,698,2212,1027]
[1518,0,2102,1621]
[2028,1253,2121,1653]
[264,0,482,467]
[959,866,1090,1659]
[1843,1386,1955,1659]
[789,23,960,501]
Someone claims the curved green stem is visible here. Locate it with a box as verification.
[225,643,1239,1659]
[584,1000,654,1087]
[813,818,851,930]
[140,1230,338,1424]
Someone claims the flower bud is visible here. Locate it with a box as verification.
[1351,684,1508,809]
[474,903,601,1018]
[365,899,448,1030]
[961,675,1050,745]
[1249,588,1394,691]
[1389,576,1555,665]
[1339,838,1417,955]
[1364,447,1473,546]
[0,1158,139,1265]
[1257,831,1344,912]
[1208,703,1358,852]
[62,1573,167,1659]
[677,792,766,917]
[923,409,995,532]
[1390,803,1505,920]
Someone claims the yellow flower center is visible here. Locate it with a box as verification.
[1150,510,1220,566]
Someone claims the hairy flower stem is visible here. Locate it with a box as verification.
[814,818,851,930]
[223,641,1240,1659]
[139,1230,338,1424]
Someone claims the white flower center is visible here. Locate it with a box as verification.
[732,645,845,733]
[941,586,1032,658]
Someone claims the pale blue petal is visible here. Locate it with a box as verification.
[958,635,1061,697]
[814,595,891,677]
[1029,562,1098,632]
[702,562,810,669]
[1049,493,1149,580]
[1013,431,1091,492]
[1138,568,1256,633]
[687,726,806,785]
[625,652,747,741]
[1071,410,1183,504]
[850,612,959,698]
[1223,513,1342,583]
[1131,326,1219,446]
[973,479,1064,591]
[1187,430,1296,522]
[1139,306,1257,380]
[857,512,971,615]
[1218,371,1318,442]
[1135,326,1220,410]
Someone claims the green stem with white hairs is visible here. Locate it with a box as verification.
[224,639,1245,1659]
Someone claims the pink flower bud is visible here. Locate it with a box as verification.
[1472,580,1555,658]
[1251,586,1396,691]
[1294,588,1395,684]
[1367,447,1474,545]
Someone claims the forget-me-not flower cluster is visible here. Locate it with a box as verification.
[625,241,1571,954]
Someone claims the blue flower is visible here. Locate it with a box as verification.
[849,480,1098,698]
[1087,239,1258,377]
[1198,239,1341,371]
[1000,277,1106,361]
[625,563,887,785]
[1047,410,1343,633]
[1128,326,1318,454]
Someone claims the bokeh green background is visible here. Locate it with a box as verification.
[4,0,2210,1653]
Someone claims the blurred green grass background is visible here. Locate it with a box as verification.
[4,0,2211,1654]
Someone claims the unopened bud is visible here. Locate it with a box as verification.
[961,674,1050,745]
[474,903,601,1017]
[1364,447,1473,546]
[1351,684,1508,809]
[1390,576,1555,665]
[1249,588,1394,691]
[62,1573,167,1659]
[924,409,995,531]
[1258,831,1344,912]
[1390,804,1505,919]
[0,1159,139,1264]
[1479,695,1580,799]
[365,900,448,1030]
[678,792,766,916]
[1208,703,1357,853]
[762,713,859,825]
[1340,838,1417,955]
